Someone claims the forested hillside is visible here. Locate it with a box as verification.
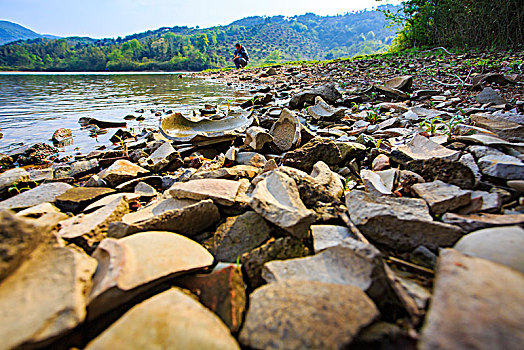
[0,21,57,45]
[0,5,399,71]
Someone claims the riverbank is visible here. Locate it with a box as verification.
[0,50,523,349]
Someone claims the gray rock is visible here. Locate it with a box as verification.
[0,182,73,211]
[406,157,476,190]
[134,182,157,197]
[204,211,271,262]
[84,193,141,212]
[470,113,524,142]
[307,96,345,121]
[239,280,379,350]
[0,168,30,194]
[249,171,315,239]
[310,161,345,199]
[507,180,524,192]
[454,226,524,273]
[282,137,342,173]
[361,169,393,196]
[335,141,367,161]
[244,126,274,151]
[420,249,524,350]
[115,175,163,192]
[410,245,437,269]
[236,152,267,167]
[412,180,471,215]
[346,190,463,251]
[270,108,301,152]
[476,150,524,180]
[458,153,481,184]
[475,87,506,105]
[69,159,99,178]
[289,83,342,109]
[167,178,241,206]
[138,141,181,172]
[385,75,413,92]
[109,198,220,238]
[311,224,353,253]
[394,134,459,164]
[442,212,524,232]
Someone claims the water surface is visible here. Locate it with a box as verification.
[0,72,248,155]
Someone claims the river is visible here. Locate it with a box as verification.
[0,72,248,156]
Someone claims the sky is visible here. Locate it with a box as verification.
[1,0,401,38]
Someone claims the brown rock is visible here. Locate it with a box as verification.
[54,186,115,212]
[96,159,149,187]
[372,154,391,171]
[270,108,301,152]
[167,179,241,206]
[282,137,342,173]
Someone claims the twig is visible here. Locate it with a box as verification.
[386,256,434,275]
[465,67,474,83]
[450,73,465,85]
[423,46,453,55]
[431,78,461,87]
[338,212,370,244]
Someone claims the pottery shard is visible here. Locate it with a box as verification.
[453,226,524,273]
[346,190,463,251]
[282,137,342,173]
[138,141,181,172]
[96,159,149,187]
[86,288,239,350]
[204,211,271,262]
[0,182,73,210]
[54,187,115,212]
[239,280,379,350]
[245,126,274,151]
[419,249,524,350]
[168,179,241,206]
[442,212,524,232]
[394,134,459,164]
[0,210,51,282]
[108,198,220,238]
[270,108,301,152]
[176,265,246,333]
[249,171,315,239]
[0,247,97,350]
[412,180,471,215]
[88,231,214,320]
[58,197,129,251]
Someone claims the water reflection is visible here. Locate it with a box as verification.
[0,72,249,155]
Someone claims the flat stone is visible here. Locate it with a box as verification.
[454,226,524,273]
[475,149,524,180]
[84,193,140,212]
[54,187,115,212]
[361,169,393,196]
[204,211,271,262]
[239,280,379,350]
[55,159,99,179]
[249,171,315,239]
[0,247,96,349]
[108,198,220,238]
[236,152,267,167]
[442,212,524,233]
[308,96,345,121]
[475,87,506,105]
[282,137,342,173]
[470,113,524,142]
[507,180,524,192]
[376,168,399,192]
[58,197,129,251]
[335,141,367,161]
[86,288,239,350]
[190,165,259,181]
[311,224,353,253]
[310,161,344,199]
[134,181,157,197]
[0,167,30,194]
[114,175,163,192]
[346,190,463,251]
[96,159,149,187]
[419,249,524,350]
[385,75,413,92]
[458,152,481,184]
[0,182,73,210]
[406,157,476,189]
[245,126,274,151]
[372,154,390,171]
[16,202,69,227]
[241,237,310,290]
[412,180,471,215]
[461,190,501,213]
[176,264,246,332]
[270,108,301,152]
[138,141,181,172]
[289,83,342,109]
[167,179,240,206]
[394,134,459,164]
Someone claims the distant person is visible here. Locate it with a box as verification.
[232,43,249,69]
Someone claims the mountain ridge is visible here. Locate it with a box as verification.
[0,20,59,45]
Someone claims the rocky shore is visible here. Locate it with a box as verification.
[1,50,523,349]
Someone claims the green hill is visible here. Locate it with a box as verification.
[0,5,399,72]
[0,20,58,45]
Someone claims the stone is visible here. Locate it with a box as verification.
[79,117,126,128]
[86,288,239,350]
[310,161,344,199]
[475,87,506,105]
[406,157,476,189]
[335,141,367,161]
[204,211,271,262]
[51,128,73,143]
[394,134,459,164]
[269,108,301,152]
[249,171,315,239]
[361,169,393,196]
[70,159,100,178]
[115,175,163,192]
[84,193,140,212]
[507,180,524,192]
[375,85,409,100]
[0,153,13,168]
[0,210,51,282]
[96,159,149,187]
[0,247,97,349]
[176,264,246,332]
[460,190,502,213]
[16,202,69,227]
[453,226,524,273]
[88,231,214,319]
[58,197,129,251]
[470,113,524,142]
[167,178,240,206]
[108,198,220,238]
[134,182,157,197]
[377,168,399,192]
[13,143,58,165]
[412,180,471,215]
[410,245,437,269]
[346,190,463,251]
[442,212,524,232]
[311,224,353,252]
[307,96,345,121]
[0,182,73,211]
[239,280,379,350]
[0,167,30,194]
[289,83,342,109]
[54,187,115,212]
[190,165,259,181]
[372,154,390,171]
[244,126,274,151]
[458,152,481,184]
[282,137,342,173]
[236,152,267,167]
[475,148,524,180]
[385,75,413,92]
[241,237,310,290]
[138,141,181,172]
[419,249,524,350]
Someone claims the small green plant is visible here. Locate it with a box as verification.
[8,183,32,195]
[375,138,383,149]
[339,81,346,88]
[419,117,443,135]
[366,107,380,125]
[236,255,241,268]
[442,116,466,138]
